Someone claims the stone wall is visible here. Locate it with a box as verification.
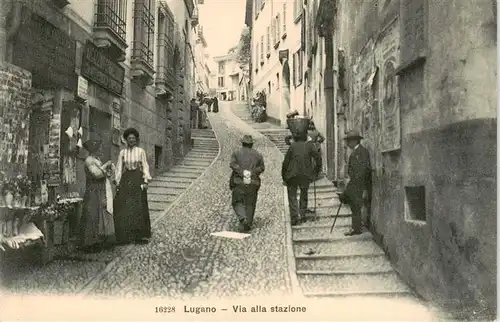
[338,0,496,317]
[0,61,32,178]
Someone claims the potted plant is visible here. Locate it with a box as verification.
[2,178,16,208]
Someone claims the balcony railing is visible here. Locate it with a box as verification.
[132,41,154,68]
[94,1,126,43]
[156,65,175,87]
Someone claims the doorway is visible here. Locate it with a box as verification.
[89,106,112,162]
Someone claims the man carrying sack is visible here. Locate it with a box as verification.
[338,130,372,236]
[229,135,265,233]
[282,117,322,225]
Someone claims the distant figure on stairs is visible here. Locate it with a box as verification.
[229,135,265,233]
[212,96,219,113]
[338,130,372,236]
[190,98,200,129]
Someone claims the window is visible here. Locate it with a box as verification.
[218,76,224,87]
[293,0,302,21]
[255,44,259,67]
[283,3,287,35]
[266,26,270,55]
[293,50,303,86]
[218,61,225,74]
[132,0,155,68]
[276,14,281,44]
[268,81,271,93]
[276,73,280,90]
[156,5,175,86]
[405,186,427,222]
[94,0,127,42]
[260,36,264,62]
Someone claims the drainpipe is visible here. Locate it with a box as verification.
[6,1,22,64]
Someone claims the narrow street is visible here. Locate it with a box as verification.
[1,101,447,320]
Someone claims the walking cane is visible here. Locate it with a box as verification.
[312,177,317,221]
[330,200,343,233]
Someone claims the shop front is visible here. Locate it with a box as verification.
[0,5,83,263]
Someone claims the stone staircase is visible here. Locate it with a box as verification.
[147,128,219,221]
[230,101,417,299]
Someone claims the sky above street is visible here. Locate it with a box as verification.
[198,0,247,58]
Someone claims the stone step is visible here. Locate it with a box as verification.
[169,167,205,174]
[293,238,380,257]
[147,186,185,195]
[297,272,411,296]
[295,253,390,272]
[292,225,362,240]
[178,158,213,164]
[293,228,371,242]
[148,193,178,203]
[190,146,219,151]
[148,200,172,211]
[172,164,207,170]
[292,216,351,228]
[162,172,200,179]
[150,177,193,184]
[302,207,352,218]
[183,152,218,158]
[192,141,218,147]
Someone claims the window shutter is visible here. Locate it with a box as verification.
[283,3,287,33]
[292,53,296,87]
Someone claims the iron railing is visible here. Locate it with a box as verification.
[132,0,155,68]
[94,0,127,42]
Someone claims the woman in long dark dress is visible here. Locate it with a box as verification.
[80,137,115,252]
[212,96,219,113]
[113,128,152,244]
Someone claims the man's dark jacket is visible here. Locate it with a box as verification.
[344,145,372,200]
[229,147,265,189]
[282,141,322,183]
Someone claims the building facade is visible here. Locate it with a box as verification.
[248,0,305,126]
[0,0,199,200]
[212,52,241,101]
[311,0,496,317]
[194,26,211,95]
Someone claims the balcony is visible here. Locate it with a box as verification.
[131,41,155,87]
[93,0,128,61]
[155,65,175,99]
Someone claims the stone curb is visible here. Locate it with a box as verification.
[77,118,222,297]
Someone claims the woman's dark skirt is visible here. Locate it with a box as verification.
[113,169,151,243]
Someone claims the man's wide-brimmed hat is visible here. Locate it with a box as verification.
[344,130,363,140]
[241,135,254,144]
[82,133,102,152]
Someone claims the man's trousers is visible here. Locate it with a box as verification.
[286,178,310,221]
[231,184,259,226]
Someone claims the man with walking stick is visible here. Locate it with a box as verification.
[282,117,323,226]
[338,130,372,236]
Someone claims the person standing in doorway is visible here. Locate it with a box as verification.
[229,135,265,233]
[339,130,372,236]
[190,98,199,129]
[282,131,323,225]
[113,128,152,244]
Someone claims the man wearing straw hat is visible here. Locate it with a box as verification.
[229,134,265,233]
[339,130,372,236]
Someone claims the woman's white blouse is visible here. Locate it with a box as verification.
[115,146,152,184]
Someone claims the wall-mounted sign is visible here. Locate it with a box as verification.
[12,6,78,91]
[77,76,88,100]
[81,41,125,97]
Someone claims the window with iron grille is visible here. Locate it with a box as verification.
[132,0,155,68]
[218,61,225,74]
[293,0,303,22]
[218,77,224,87]
[283,3,287,35]
[94,0,127,43]
[156,5,175,86]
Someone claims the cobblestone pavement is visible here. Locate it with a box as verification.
[82,101,292,300]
